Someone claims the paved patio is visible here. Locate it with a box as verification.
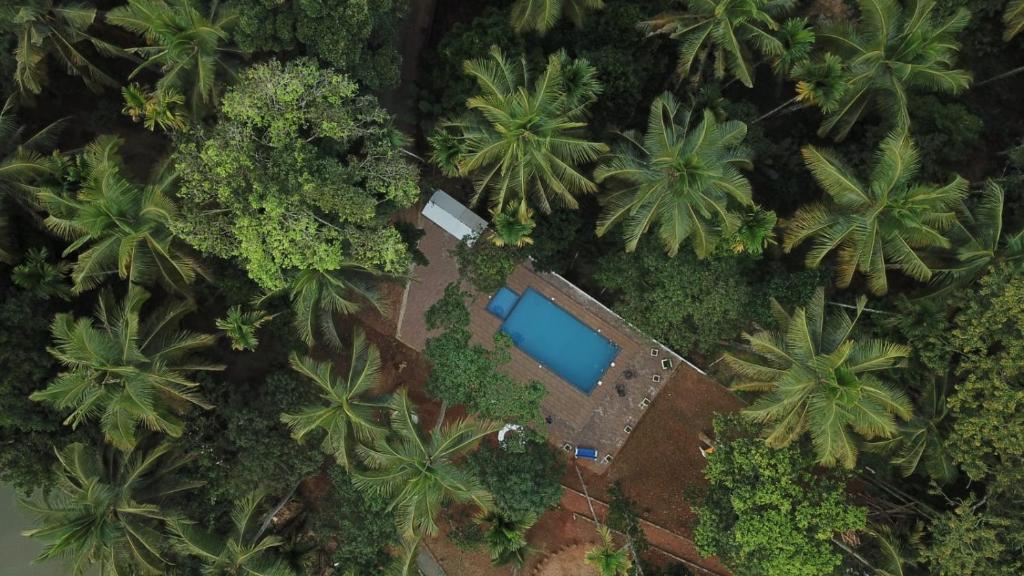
[398,216,687,469]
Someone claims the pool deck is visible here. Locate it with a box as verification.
[398,217,683,470]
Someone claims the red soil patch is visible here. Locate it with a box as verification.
[564,366,744,536]
[425,507,603,576]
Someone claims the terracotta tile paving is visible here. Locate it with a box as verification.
[398,217,692,471]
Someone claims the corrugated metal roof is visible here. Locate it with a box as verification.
[421,189,488,241]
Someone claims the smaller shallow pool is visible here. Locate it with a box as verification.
[487,287,619,394]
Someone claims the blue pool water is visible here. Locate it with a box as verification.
[487,287,520,320]
[488,287,619,394]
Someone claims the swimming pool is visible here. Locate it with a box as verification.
[487,287,619,394]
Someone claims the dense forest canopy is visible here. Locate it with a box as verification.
[0,0,1022,574]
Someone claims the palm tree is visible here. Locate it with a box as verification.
[260,264,384,352]
[38,135,201,293]
[810,0,971,140]
[722,288,912,468]
[929,181,1024,294]
[353,389,500,539]
[596,93,754,258]
[0,94,63,262]
[639,0,794,88]
[476,511,537,567]
[490,205,535,247]
[1007,0,1024,40]
[11,247,72,300]
[21,442,200,575]
[121,83,188,132]
[107,0,237,114]
[585,525,633,576]
[784,131,968,295]
[30,285,222,451]
[167,492,296,576]
[430,46,607,224]
[510,0,604,35]
[281,329,388,469]
[216,305,274,351]
[866,377,957,484]
[9,0,126,95]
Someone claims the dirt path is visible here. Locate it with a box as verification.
[380,0,438,135]
[559,485,730,576]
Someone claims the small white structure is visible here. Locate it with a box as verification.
[421,190,487,242]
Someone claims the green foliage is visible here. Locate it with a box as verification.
[230,0,407,90]
[31,286,221,451]
[430,46,607,221]
[121,83,188,132]
[919,496,1024,575]
[304,467,398,574]
[22,441,200,576]
[724,288,912,468]
[693,414,867,576]
[215,305,274,351]
[640,0,795,88]
[424,285,547,424]
[510,0,605,35]
[272,265,384,352]
[11,246,70,300]
[596,93,755,257]
[585,524,633,576]
[9,0,125,95]
[178,370,324,524]
[593,242,756,355]
[475,510,537,566]
[353,389,500,539]
[469,434,565,521]
[282,330,388,469]
[39,135,201,294]
[453,234,526,293]
[173,58,419,290]
[907,94,984,182]
[945,262,1024,496]
[417,8,529,125]
[785,131,968,295]
[169,492,296,576]
[606,481,651,557]
[811,0,972,139]
[108,0,236,114]
[1007,0,1024,39]
[0,284,70,493]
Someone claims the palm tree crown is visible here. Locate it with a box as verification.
[596,93,754,258]
[584,525,633,576]
[22,442,200,575]
[216,305,274,351]
[0,95,63,262]
[811,0,972,139]
[1007,0,1024,40]
[430,46,607,223]
[784,131,968,295]
[510,0,605,35]
[261,264,383,352]
[38,135,201,293]
[640,0,795,88]
[168,492,296,576]
[108,0,237,114]
[281,329,387,469]
[723,288,912,468]
[353,389,500,539]
[30,286,222,451]
[9,0,125,95]
[929,181,1024,294]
